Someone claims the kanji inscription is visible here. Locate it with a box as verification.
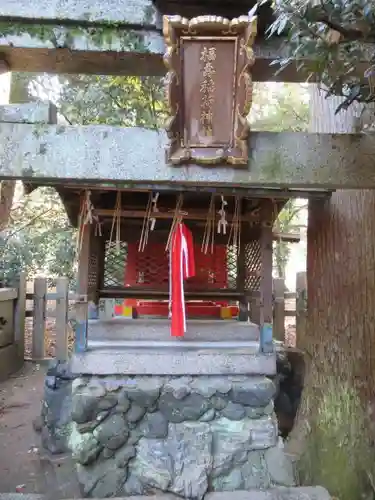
[163,15,257,167]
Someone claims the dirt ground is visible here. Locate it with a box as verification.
[0,363,47,493]
[0,363,79,498]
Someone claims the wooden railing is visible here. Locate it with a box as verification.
[25,277,77,362]
[272,271,307,343]
[22,271,307,361]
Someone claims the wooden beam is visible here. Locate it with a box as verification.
[273,232,300,243]
[27,181,333,199]
[99,288,243,299]
[96,208,261,222]
[0,20,368,82]
[96,209,300,241]
[0,124,373,189]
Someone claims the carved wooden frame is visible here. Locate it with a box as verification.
[163,15,257,167]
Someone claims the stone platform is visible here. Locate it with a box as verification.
[0,488,332,500]
[41,318,300,499]
[72,319,272,376]
[68,375,294,498]
[70,345,275,376]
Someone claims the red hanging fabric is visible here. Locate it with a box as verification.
[169,222,196,336]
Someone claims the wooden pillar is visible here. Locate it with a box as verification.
[14,271,26,361]
[259,201,274,353]
[74,224,91,353]
[273,277,285,342]
[237,226,249,321]
[55,277,69,362]
[32,277,46,360]
[295,271,307,349]
[90,229,105,305]
[249,294,260,325]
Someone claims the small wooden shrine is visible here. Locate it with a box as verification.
[57,185,292,346]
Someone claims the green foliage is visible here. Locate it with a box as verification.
[250,82,309,131]
[0,185,76,285]
[265,0,375,112]
[2,71,167,284]
[32,74,166,128]
[298,380,375,500]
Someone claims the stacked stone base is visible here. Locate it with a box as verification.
[69,375,295,498]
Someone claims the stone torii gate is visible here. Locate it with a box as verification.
[0,0,369,499]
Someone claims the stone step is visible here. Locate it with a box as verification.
[70,345,275,375]
[0,487,332,500]
[88,319,260,343]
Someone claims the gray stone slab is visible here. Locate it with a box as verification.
[87,318,259,342]
[0,287,17,300]
[206,488,332,500]
[0,102,57,124]
[0,123,374,188]
[69,347,276,375]
[0,488,331,500]
[0,489,331,500]
[0,343,23,381]
[0,0,158,25]
[0,496,45,500]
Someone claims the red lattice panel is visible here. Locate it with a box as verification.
[124,242,231,290]
[126,243,169,287]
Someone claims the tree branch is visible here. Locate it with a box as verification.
[318,17,373,42]
[3,208,53,243]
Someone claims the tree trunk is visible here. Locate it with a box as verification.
[307,192,375,393]
[0,181,16,231]
[0,72,33,231]
[286,84,375,456]
[307,85,375,396]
